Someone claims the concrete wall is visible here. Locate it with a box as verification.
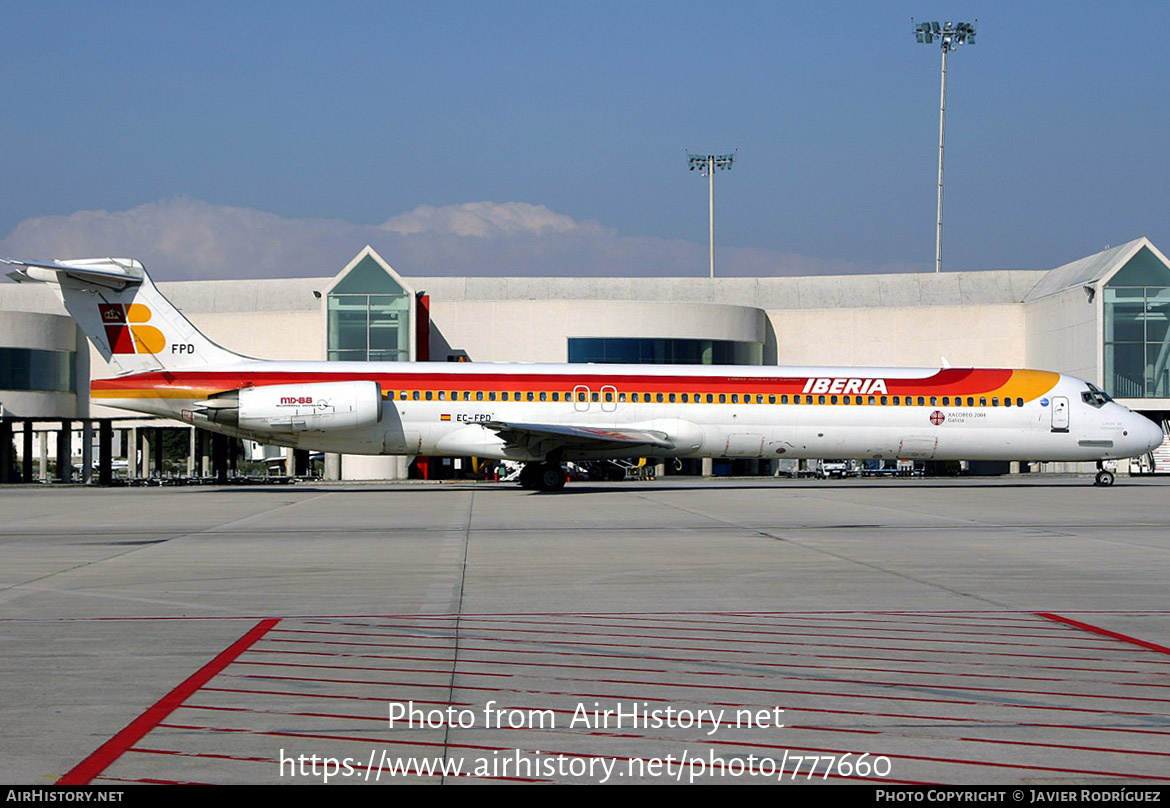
[428,300,765,363]
[1025,288,1100,383]
[768,304,1027,368]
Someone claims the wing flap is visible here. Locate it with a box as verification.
[481,420,675,451]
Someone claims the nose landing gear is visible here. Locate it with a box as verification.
[1094,470,1115,486]
[1094,461,1115,487]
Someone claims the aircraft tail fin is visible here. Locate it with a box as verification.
[3,257,247,375]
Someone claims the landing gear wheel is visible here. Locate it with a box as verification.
[537,462,566,492]
[1095,470,1115,487]
[519,463,541,489]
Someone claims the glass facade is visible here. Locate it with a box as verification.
[1103,247,1170,398]
[0,348,76,393]
[568,337,762,365]
[327,256,411,362]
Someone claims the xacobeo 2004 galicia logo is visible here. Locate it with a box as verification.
[99,303,166,355]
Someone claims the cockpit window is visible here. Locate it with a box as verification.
[1082,383,1112,409]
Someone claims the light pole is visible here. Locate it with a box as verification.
[913,19,976,273]
[687,151,735,278]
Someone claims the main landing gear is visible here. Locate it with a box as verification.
[519,461,567,492]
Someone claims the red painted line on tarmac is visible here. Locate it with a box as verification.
[662,613,1061,627]
[235,656,1170,705]
[130,746,273,763]
[56,618,280,786]
[952,735,1170,758]
[263,630,1124,664]
[203,685,392,704]
[100,776,210,785]
[249,647,1132,687]
[248,640,1150,675]
[273,622,1120,652]
[1037,613,1170,656]
[457,614,1091,642]
[186,702,397,723]
[207,676,1169,721]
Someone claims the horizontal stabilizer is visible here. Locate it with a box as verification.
[2,257,145,290]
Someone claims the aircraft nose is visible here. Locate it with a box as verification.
[1133,415,1166,453]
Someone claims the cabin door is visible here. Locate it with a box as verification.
[1050,396,1069,433]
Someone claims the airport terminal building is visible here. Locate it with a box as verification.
[2,237,1168,480]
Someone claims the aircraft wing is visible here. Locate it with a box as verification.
[481,421,675,452]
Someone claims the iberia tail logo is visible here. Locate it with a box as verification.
[99,303,166,355]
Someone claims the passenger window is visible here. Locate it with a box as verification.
[967,397,974,407]
[830,395,838,404]
[942,396,949,406]
[731,394,739,403]
[818,395,826,405]
[489,392,496,401]
[707,394,714,403]
[619,392,627,402]
[880,396,888,405]
[591,392,599,402]
[1017,397,1023,407]
[929,397,937,406]
[992,397,999,407]
[502,392,509,401]
[656,393,664,403]
[412,391,420,400]
[680,393,688,403]
[668,393,676,403]
[892,396,900,406]
[539,392,547,401]
[605,392,614,402]
[842,395,850,405]
[770,394,777,404]
[718,394,726,403]
[868,396,876,405]
[425,391,433,400]
[917,396,925,406]
[527,391,535,401]
[979,397,986,406]
[1003,397,1011,407]
[399,391,408,400]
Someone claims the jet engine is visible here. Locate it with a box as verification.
[202,380,384,433]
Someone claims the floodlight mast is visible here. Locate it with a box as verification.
[687,151,735,278]
[913,19,976,273]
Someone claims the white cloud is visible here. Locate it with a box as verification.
[380,201,612,238]
[0,197,910,281]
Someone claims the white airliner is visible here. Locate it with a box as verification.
[4,257,1163,491]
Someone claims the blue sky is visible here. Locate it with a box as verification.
[2,1,1168,279]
